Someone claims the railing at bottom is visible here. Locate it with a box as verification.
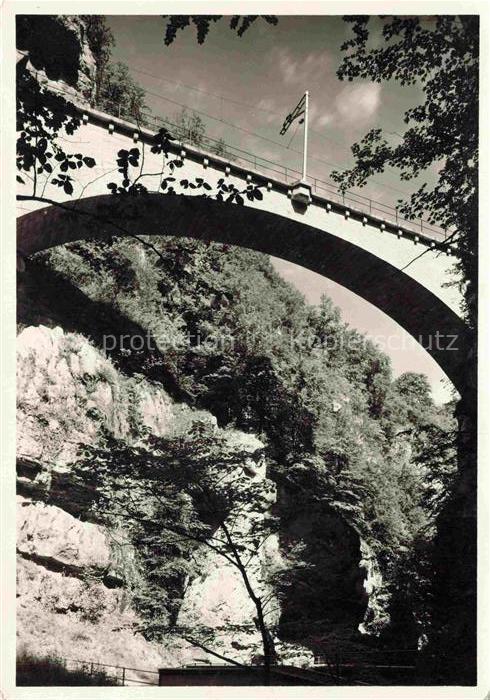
[60,656,160,686]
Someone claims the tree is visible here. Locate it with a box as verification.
[332,16,478,327]
[97,61,148,122]
[174,108,206,148]
[73,421,280,679]
[16,14,464,682]
[332,17,478,682]
[81,15,115,104]
[212,137,234,160]
[16,14,269,212]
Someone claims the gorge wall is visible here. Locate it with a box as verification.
[16,315,377,674]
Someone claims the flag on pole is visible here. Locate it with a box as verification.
[280,94,306,135]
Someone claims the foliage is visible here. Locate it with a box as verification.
[17,13,460,669]
[170,110,236,159]
[16,16,263,215]
[174,108,206,148]
[213,137,233,159]
[74,420,279,669]
[43,232,456,651]
[81,15,115,103]
[97,61,149,122]
[331,17,477,678]
[332,15,478,326]
[16,64,94,196]
[162,15,278,45]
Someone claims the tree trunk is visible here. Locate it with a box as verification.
[221,523,277,683]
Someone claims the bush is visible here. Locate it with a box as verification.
[16,652,118,686]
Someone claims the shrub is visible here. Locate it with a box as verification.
[16,652,118,686]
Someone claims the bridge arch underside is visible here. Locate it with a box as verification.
[17,193,468,393]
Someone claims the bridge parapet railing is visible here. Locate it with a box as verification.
[26,79,450,244]
[138,111,448,243]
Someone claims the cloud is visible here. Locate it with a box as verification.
[256,97,280,124]
[334,83,382,124]
[316,113,333,128]
[273,48,331,87]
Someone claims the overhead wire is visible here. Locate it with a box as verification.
[35,75,420,207]
[131,64,399,148]
[127,63,417,199]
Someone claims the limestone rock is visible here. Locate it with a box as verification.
[17,497,112,574]
[17,325,175,465]
[16,322,384,672]
[358,539,391,635]
[17,557,182,684]
[17,15,96,104]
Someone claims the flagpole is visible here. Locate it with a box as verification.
[302,90,309,182]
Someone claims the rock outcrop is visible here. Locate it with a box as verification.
[16,325,317,672]
[358,539,391,635]
[16,325,183,676]
[16,312,384,674]
[17,15,96,103]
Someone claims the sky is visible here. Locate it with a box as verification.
[106,15,455,404]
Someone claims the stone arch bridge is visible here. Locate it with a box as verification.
[16,105,467,392]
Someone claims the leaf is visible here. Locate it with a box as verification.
[16,175,24,184]
[63,181,74,195]
[83,156,96,168]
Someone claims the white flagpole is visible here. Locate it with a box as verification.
[302,90,309,182]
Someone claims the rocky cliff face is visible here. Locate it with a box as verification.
[15,326,307,669]
[17,15,96,103]
[17,325,182,678]
[16,322,377,672]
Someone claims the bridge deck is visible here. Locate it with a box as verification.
[35,80,451,248]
